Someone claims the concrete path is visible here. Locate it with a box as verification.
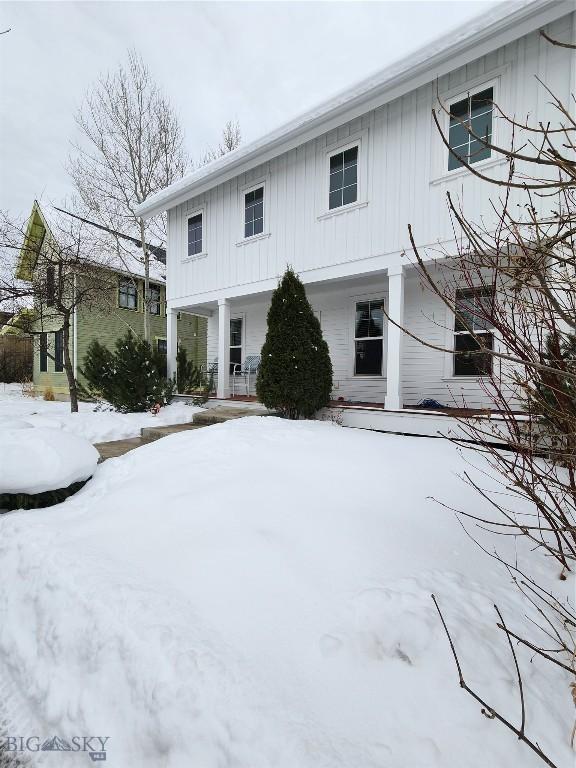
[95,405,272,461]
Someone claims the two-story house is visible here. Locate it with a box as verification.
[135,0,575,425]
[17,202,207,399]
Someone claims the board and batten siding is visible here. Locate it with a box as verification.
[167,14,574,306]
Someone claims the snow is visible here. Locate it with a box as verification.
[0,385,200,444]
[0,417,571,767]
[0,428,98,494]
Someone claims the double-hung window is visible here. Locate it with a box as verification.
[329,146,358,210]
[448,87,493,171]
[54,330,64,372]
[354,299,384,375]
[157,338,167,355]
[244,187,264,238]
[148,284,161,315]
[230,317,242,374]
[453,287,494,376]
[119,277,138,310]
[187,213,203,256]
[39,332,48,372]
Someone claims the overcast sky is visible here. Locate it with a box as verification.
[0,0,503,219]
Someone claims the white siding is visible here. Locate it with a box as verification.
[167,14,574,305]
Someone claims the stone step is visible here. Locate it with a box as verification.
[140,422,204,442]
[192,406,272,426]
[95,436,145,462]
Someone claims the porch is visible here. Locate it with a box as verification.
[167,263,503,415]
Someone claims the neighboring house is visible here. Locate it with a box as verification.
[16,202,206,399]
[136,0,575,413]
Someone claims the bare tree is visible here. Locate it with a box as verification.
[394,33,575,765]
[69,49,188,342]
[200,119,241,164]
[0,208,119,412]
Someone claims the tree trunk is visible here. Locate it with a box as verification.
[62,312,79,413]
[140,218,149,342]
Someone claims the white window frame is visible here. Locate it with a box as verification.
[318,130,369,220]
[350,291,387,379]
[237,178,270,245]
[430,69,509,185]
[442,286,495,380]
[183,206,207,262]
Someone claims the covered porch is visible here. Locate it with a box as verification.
[166,262,499,414]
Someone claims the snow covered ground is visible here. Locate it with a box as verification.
[0,384,200,444]
[0,417,571,767]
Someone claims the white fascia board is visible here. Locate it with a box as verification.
[136,0,573,219]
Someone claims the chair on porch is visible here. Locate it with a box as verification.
[231,355,261,397]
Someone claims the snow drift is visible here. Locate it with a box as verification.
[0,418,571,767]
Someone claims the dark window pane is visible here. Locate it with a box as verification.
[342,184,357,206]
[230,318,242,347]
[454,332,493,376]
[343,165,357,187]
[39,333,47,372]
[448,148,465,171]
[330,152,344,173]
[188,214,202,256]
[470,88,493,116]
[369,301,384,336]
[329,190,342,210]
[450,96,469,120]
[54,330,64,372]
[253,217,264,235]
[329,169,344,193]
[470,113,491,142]
[245,190,255,205]
[157,339,167,355]
[253,201,263,221]
[448,121,469,150]
[343,146,358,167]
[253,187,263,202]
[355,302,370,338]
[355,339,382,375]
[469,138,491,164]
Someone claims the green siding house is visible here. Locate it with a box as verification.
[18,202,206,399]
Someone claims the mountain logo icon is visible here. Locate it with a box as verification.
[41,736,72,751]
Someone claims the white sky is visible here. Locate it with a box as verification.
[0,0,503,219]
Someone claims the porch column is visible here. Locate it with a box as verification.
[166,308,178,382]
[217,298,231,399]
[384,265,405,411]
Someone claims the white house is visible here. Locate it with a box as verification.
[136,0,575,419]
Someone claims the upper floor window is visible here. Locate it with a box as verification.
[354,299,384,376]
[329,146,358,210]
[46,265,55,307]
[453,287,493,376]
[187,213,203,256]
[118,277,138,311]
[54,329,64,373]
[148,284,161,315]
[244,187,264,238]
[448,87,493,171]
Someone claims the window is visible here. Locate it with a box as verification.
[448,87,493,171]
[329,146,358,210]
[54,330,64,372]
[453,288,493,376]
[148,284,161,315]
[118,277,138,310]
[39,332,47,372]
[230,317,242,373]
[46,265,55,307]
[244,187,264,238]
[187,213,203,256]
[354,299,384,375]
[157,338,167,355]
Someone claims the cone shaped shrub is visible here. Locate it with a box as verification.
[256,268,332,419]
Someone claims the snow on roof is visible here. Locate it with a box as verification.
[136,0,572,219]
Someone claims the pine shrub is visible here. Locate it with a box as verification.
[82,331,174,412]
[256,267,332,419]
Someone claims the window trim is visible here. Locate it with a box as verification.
[349,290,387,379]
[443,286,496,380]
[183,207,207,262]
[238,179,269,244]
[118,276,139,311]
[148,283,162,316]
[319,131,368,219]
[430,69,508,185]
[229,315,244,374]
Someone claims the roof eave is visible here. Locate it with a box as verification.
[136,0,573,220]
